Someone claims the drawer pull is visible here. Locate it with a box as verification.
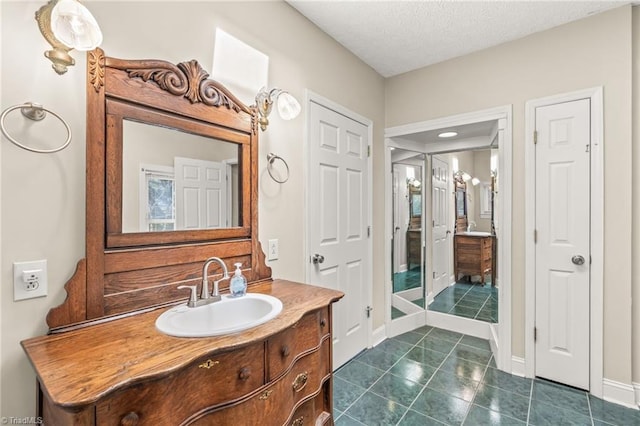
[281,345,290,357]
[320,318,326,327]
[238,367,251,381]
[199,359,220,369]
[291,416,304,426]
[292,371,308,393]
[259,389,273,400]
[120,411,139,425]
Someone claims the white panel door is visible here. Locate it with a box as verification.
[432,156,449,296]
[175,157,227,230]
[535,99,590,390]
[308,101,369,369]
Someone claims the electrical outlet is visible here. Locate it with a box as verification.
[14,259,47,301]
[268,239,279,261]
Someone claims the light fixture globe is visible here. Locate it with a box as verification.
[276,91,301,121]
[51,0,103,51]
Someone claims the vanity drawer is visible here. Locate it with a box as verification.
[96,341,264,425]
[267,307,329,380]
[190,338,331,426]
[288,384,332,426]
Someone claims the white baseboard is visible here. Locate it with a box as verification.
[372,325,386,347]
[634,382,640,408]
[426,311,490,339]
[602,379,638,409]
[489,323,499,364]
[511,356,526,377]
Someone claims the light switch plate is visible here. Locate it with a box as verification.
[14,259,48,301]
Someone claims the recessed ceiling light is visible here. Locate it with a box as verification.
[438,131,458,138]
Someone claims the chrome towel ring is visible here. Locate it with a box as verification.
[0,102,72,153]
[266,153,290,184]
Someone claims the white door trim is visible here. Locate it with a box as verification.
[524,87,604,397]
[384,105,512,373]
[303,90,374,349]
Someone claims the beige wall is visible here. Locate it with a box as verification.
[386,5,634,384]
[0,1,384,417]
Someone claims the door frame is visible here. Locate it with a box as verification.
[524,87,604,397]
[303,90,374,349]
[384,105,513,371]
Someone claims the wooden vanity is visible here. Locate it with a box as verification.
[454,233,493,284]
[23,280,341,425]
[21,49,344,425]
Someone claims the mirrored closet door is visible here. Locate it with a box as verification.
[427,149,499,323]
[390,148,426,321]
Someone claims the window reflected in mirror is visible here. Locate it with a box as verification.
[122,120,240,233]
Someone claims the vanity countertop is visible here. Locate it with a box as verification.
[21,279,343,410]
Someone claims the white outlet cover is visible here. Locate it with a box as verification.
[13,259,48,301]
[268,239,279,261]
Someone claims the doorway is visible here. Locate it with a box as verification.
[305,92,373,370]
[525,87,604,396]
[384,105,512,371]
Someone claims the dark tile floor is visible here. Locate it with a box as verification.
[393,269,422,293]
[428,282,498,323]
[333,326,640,425]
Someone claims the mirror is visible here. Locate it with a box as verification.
[390,148,426,320]
[46,50,271,329]
[122,120,240,233]
[427,148,498,324]
[455,184,466,218]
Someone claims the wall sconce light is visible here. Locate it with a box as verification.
[407,177,421,188]
[255,87,301,131]
[455,170,481,185]
[35,0,103,75]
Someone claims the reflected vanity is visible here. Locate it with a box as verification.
[21,49,343,425]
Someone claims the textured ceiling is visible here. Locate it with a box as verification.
[287,0,628,77]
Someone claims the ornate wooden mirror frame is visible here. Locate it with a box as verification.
[455,177,468,233]
[47,49,271,331]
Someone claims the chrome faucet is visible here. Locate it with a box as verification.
[202,257,229,301]
[467,221,477,232]
[177,257,229,307]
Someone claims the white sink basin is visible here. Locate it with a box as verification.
[461,231,492,237]
[156,293,283,337]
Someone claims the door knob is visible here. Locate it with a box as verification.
[312,254,325,264]
[571,255,585,265]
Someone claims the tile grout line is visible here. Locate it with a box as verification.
[458,352,492,426]
[472,293,491,320]
[399,333,467,425]
[526,378,534,425]
[586,391,595,426]
[337,327,437,422]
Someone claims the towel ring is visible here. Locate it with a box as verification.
[0,102,72,154]
[267,153,290,184]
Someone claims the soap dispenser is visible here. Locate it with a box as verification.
[229,262,247,297]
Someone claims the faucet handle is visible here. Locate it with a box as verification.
[177,285,198,307]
